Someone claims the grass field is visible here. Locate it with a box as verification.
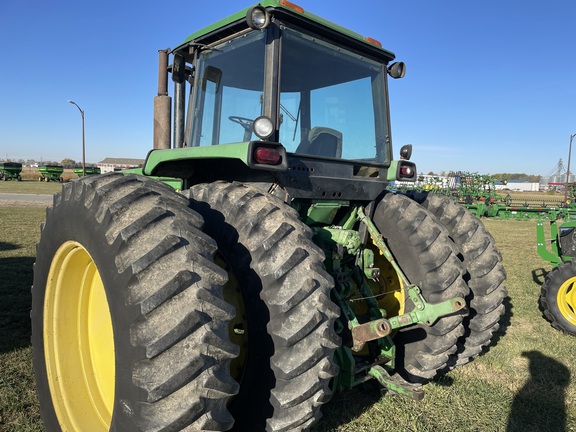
[0,181,62,196]
[0,199,574,431]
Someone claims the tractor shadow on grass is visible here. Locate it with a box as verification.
[0,256,35,354]
[507,350,570,432]
[312,383,384,431]
[531,267,554,321]
[0,241,19,251]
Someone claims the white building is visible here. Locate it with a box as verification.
[494,180,540,192]
[97,158,145,174]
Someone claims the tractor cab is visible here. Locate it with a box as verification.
[147,0,415,199]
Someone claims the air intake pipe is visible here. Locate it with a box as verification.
[153,49,171,150]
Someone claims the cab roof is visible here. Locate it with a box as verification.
[177,0,396,62]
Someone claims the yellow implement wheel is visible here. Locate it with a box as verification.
[540,260,576,336]
[557,277,576,326]
[44,241,115,430]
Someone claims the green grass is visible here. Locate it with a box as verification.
[0,206,45,431]
[0,205,574,431]
[0,180,63,195]
[314,219,576,431]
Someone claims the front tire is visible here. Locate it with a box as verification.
[32,173,239,431]
[188,181,340,432]
[540,260,576,336]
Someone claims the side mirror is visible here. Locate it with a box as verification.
[171,53,186,84]
[388,62,406,79]
[400,144,412,160]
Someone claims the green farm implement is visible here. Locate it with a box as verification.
[465,201,576,220]
[536,219,576,335]
[38,165,64,182]
[405,172,573,221]
[32,2,507,431]
[73,166,101,177]
[0,162,22,181]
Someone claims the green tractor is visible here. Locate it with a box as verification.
[536,219,576,336]
[31,2,507,431]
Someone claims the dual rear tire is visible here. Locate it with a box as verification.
[32,175,339,432]
[32,176,506,431]
[404,192,508,367]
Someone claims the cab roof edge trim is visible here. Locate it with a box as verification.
[175,1,396,59]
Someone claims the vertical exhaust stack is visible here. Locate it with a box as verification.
[171,53,188,149]
[154,49,171,150]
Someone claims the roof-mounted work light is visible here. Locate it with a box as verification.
[246,5,270,29]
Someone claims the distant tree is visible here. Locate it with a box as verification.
[61,158,76,168]
[427,171,436,176]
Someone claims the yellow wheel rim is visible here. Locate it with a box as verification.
[348,242,405,357]
[216,254,248,382]
[43,241,115,430]
[558,276,576,326]
[365,242,405,319]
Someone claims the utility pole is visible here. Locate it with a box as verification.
[564,133,576,202]
[68,100,86,177]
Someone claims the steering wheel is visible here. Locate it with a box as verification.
[229,116,254,141]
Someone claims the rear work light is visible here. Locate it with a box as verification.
[253,116,275,139]
[246,5,270,29]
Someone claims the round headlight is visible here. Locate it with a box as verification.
[253,116,274,139]
[246,6,270,30]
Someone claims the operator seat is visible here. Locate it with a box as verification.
[296,127,343,158]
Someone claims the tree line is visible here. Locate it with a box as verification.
[3,158,97,169]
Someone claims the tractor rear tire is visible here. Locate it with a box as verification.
[187,181,340,432]
[540,260,576,336]
[32,173,239,431]
[373,193,469,382]
[406,192,507,366]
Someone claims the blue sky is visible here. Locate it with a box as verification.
[0,0,574,176]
